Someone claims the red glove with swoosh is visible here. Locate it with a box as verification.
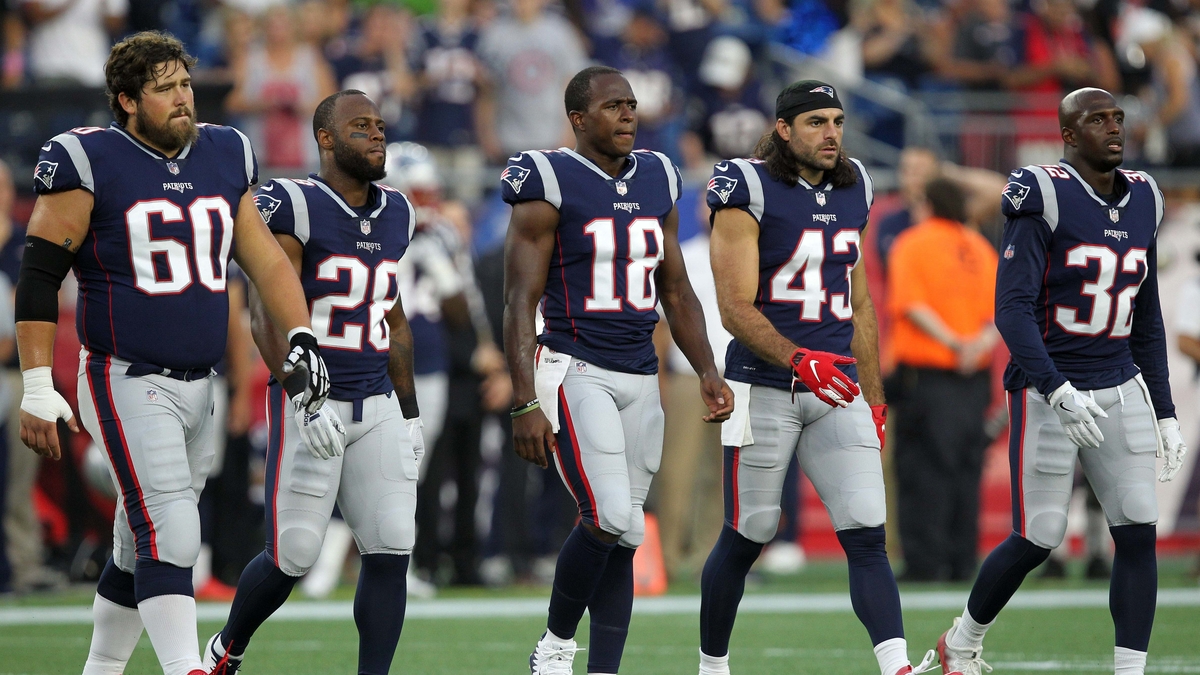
[871,404,887,449]
[790,348,859,408]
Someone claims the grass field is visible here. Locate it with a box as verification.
[2,559,1198,674]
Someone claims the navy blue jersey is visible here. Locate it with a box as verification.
[502,148,682,374]
[257,175,415,401]
[35,122,257,371]
[995,161,1175,418]
[707,157,874,390]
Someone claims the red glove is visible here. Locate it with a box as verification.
[790,348,859,408]
[871,404,887,449]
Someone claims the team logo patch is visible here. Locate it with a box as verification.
[816,191,827,207]
[575,361,587,374]
[1003,244,1014,260]
[708,175,738,204]
[615,180,628,196]
[810,85,836,98]
[1109,208,1120,223]
[34,161,58,190]
[361,219,372,235]
[501,165,531,193]
[146,389,159,402]
[254,194,282,223]
[166,161,180,175]
[1002,182,1030,211]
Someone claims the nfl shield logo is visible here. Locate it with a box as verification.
[1109,208,1120,223]
[615,180,628,196]
[360,219,371,235]
[146,389,159,402]
[816,191,827,207]
[166,162,179,175]
[575,361,587,374]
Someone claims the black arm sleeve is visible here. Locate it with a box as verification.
[14,236,75,323]
[1129,245,1175,419]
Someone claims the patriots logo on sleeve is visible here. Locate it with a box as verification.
[254,194,282,223]
[708,175,738,204]
[1002,182,1030,210]
[501,165,531,193]
[34,161,58,190]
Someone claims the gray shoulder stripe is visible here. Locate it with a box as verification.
[1140,171,1164,231]
[51,134,94,193]
[1027,165,1059,232]
[403,193,416,241]
[650,151,679,202]
[731,159,764,221]
[370,190,388,219]
[276,179,310,244]
[526,151,561,209]
[230,127,255,185]
[849,158,873,209]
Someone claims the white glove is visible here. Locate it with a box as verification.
[21,367,74,424]
[406,417,425,469]
[1049,382,1108,448]
[295,401,345,460]
[1158,417,1187,482]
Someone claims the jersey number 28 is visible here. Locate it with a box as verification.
[312,257,400,351]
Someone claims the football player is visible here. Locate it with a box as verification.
[934,88,1186,675]
[203,90,423,675]
[503,65,734,675]
[16,33,328,675]
[699,80,933,675]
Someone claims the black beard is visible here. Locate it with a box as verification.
[792,141,840,174]
[333,138,386,183]
[136,105,198,153]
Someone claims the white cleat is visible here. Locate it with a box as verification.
[529,633,581,675]
[406,568,437,599]
[936,618,992,675]
[759,541,807,575]
[202,632,242,675]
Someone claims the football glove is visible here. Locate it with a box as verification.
[295,401,345,460]
[282,328,330,413]
[1158,417,1187,483]
[20,367,74,424]
[871,404,887,449]
[406,417,425,470]
[790,348,859,408]
[1048,382,1107,449]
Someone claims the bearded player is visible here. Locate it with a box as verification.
[204,90,424,675]
[503,65,734,675]
[698,80,934,675]
[934,89,1186,675]
[17,32,328,675]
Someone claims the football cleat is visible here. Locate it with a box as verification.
[937,619,992,675]
[529,632,581,675]
[203,632,241,675]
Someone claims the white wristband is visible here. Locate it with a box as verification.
[287,326,315,342]
[22,366,54,394]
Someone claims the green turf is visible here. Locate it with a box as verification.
[1,559,1196,674]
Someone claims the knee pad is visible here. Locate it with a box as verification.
[153,499,201,568]
[1115,483,1158,526]
[371,492,417,554]
[597,495,633,538]
[838,471,886,530]
[1025,504,1069,550]
[618,506,646,548]
[739,504,782,545]
[276,522,325,576]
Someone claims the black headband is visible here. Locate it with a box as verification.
[776,80,842,120]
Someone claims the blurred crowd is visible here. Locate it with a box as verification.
[5,0,1200,170]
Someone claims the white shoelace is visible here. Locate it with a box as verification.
[533,643,583,675]
[912,649,939,674]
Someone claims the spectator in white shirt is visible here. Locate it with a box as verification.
[22,0,125,86]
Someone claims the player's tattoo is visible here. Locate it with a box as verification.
[349,132,369,139]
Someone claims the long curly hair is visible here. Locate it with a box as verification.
[752,125,857,188]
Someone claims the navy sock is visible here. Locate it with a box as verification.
[133,559,192,602]
[966,533,1050,624]
[699,525,764,657]
[354,554,409,675]
[1110,524,1156,651]
[97,557,137,609]
[221,552,300,657]
[547,524,617,640]
[837,526,904,645]
[586,544,636,674]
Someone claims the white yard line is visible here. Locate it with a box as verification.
[1,588,1198,626]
